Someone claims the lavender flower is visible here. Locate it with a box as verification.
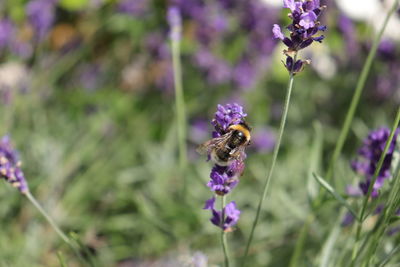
[0,136,28,193]
[0,19,14,50]
[338,15,359,60]
[167,6,182,41]
[117,0,149,17]
[193,49,231,85]
[252,127,276,153]
[203,197,241,231]
[201,104,249,233]
[232,59,257,90]
[211,103,247,136]
[208,164,241,195]
[272,0,326,74]
[167,0,278,90]
[26,0,57,40]
[204,103,248,195]
[350,127,399,197]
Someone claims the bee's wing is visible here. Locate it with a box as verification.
[229,145,247,161]
[196,134,231,155]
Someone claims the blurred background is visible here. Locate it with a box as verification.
[0,0,399,266]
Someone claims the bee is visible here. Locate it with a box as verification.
[197,122,251,166]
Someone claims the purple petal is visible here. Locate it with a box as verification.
[272,24,284,40]
[299,11,317,30]
[203,197,216,210]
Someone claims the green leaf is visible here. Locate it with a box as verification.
[313,173,361,222]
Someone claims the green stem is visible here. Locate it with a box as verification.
[171,29,187,197]
[362,153,400,266]
[25,191,88,265]
[350,107,400,267]
[378,242,400,267]
[221,195,230,267]
[289,214,314,267]
[25,191,71,245]
[324,0,400,185]
[242,62,296,264]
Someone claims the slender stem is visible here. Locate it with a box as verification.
[289,214,314,267]
[243,60,296,264]
[350,107,400,267]
[171,28,187,197]
[221,195,230,267]
[25,191,88,265]
[324,0,400,185]
[378,242,400,267]
[25,191,71,245]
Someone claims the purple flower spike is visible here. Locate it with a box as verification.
[349,127,399,198]
[208,164,240,195]
[0,19,14,49]
[26,0,57,40]
[117,0,149,16]
[201,104,249,231]
[273,0,326,74]
[211,103,247,135]
[0,136,28,193]
[167,6,182,41]
[204,197,241,231]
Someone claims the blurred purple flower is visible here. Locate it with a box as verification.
[338,15,358,60]
[341,212,355,227]
[193,49,231,85]
[145,33,170,60]
[77,63,102,91]
[189,119,209,143]
[117,0,149,16]
[203,197,240,231]
[0,19,14,49]
[0,136,28,193]
[350,127,399,197]
[26,0,57,40]
[233,59,257,90]
[252,127,276,153]
[167,6,182,41]
[378,39,397,59]
[208,60,231,85]
[9,39,33,59]
[195,6,228,45]
[169,0,278,89]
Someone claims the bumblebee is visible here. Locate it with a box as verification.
[197,122,251,166]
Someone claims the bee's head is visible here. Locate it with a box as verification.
[228,122,251,142]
